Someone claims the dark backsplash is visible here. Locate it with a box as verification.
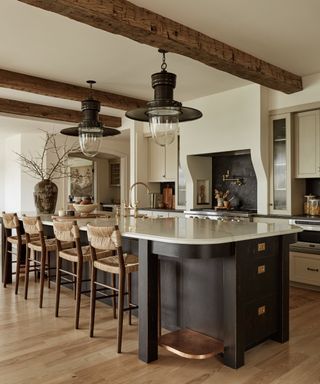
[306,178,320,196]
[212,152,257,210]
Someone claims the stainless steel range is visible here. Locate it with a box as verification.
[184,209,254,222]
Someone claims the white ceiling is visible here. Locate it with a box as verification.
[1,0,320,137]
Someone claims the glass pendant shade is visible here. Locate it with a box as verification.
[79,126,103,157]
[148,109,179,146]
[60,80,120,157]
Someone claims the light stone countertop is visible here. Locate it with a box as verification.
[40,216,301,245]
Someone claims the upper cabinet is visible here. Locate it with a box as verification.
[269,113,304,215]
[295,110,320,178]
[148,137,177,182]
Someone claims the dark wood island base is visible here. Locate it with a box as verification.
[137,233,295,369]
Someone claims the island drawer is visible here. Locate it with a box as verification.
[242,256,279,300]
[237,237,279,260]
[245,294,278,348]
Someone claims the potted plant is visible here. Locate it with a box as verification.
[15,131,79,214]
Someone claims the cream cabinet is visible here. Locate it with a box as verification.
[148,137,177,182]
[295,110,320,178]
[290,251,320,287]
[269,113,304,215]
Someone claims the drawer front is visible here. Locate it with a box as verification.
[290,251,320,286]
[243,256,279,300]
[237,237,279,260]
[245,295,278,347]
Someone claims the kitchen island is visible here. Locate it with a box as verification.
[1,215,301,368]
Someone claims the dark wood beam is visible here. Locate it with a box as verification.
[0,98,122,127]
[18,0,302,94]
[0,69,146,110]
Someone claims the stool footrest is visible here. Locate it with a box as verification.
[159,329,223,360]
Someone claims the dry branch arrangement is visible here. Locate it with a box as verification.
[15,131,79,181]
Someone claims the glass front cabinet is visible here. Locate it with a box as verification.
[269,113,304,215]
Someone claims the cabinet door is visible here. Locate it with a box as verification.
[148,137,177,182]
[295,110,320,178]
[269,114,291,214]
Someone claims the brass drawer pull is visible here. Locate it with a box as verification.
[258,305,266,316]
[258,242,266,252]
[257,265,266,274]
[307,267,319,272]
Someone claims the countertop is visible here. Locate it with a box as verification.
[40,216,301,245]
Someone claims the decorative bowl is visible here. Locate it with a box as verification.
[73,203,98,214]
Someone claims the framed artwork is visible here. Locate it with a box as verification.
[196,179,209,205]
[69,165,94,197]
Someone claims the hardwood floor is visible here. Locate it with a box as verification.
[1,282,320,384]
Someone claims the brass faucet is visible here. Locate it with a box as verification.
[129,182,151,218]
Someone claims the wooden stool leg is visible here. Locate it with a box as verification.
[112,273,117,319]
[3,239,9,288]
[55,256,62,317]
[128,272,132,325]
[15,242,22,294]
[73,262,77,300]
[24,247,30,300]
[89,265,97,337]
[75,260,82,329]
[47,252,51,289]
[117,271,125,353]
[39,250,46,308]
[34,251,37,281]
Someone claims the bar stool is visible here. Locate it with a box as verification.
[23,216,73,308]
[2,212,26,294]
[53,220,108,329]
[87,224,139,353]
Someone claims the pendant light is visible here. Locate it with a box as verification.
[60,80,120,157]
[125,49,202,146]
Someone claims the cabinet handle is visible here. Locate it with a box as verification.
[307,267,319,272]
[257,265,266,274]
[258,242,266,252]
[258,305,266,316]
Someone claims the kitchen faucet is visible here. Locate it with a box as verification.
[128,182,151,218]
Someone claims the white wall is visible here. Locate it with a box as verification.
[4,135,21,212]
[130,122,149,208]
[99,135,130,205]
[182,84,269,213]
[20,133,47,212]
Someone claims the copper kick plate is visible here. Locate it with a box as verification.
[159,328,224,360]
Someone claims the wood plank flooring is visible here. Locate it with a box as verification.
[0,282,320,384]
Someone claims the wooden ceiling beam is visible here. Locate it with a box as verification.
[0,69,146,110]
[0,97,122,127]
[18,0,302,94]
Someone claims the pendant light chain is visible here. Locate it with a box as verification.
[160,50,167,72]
